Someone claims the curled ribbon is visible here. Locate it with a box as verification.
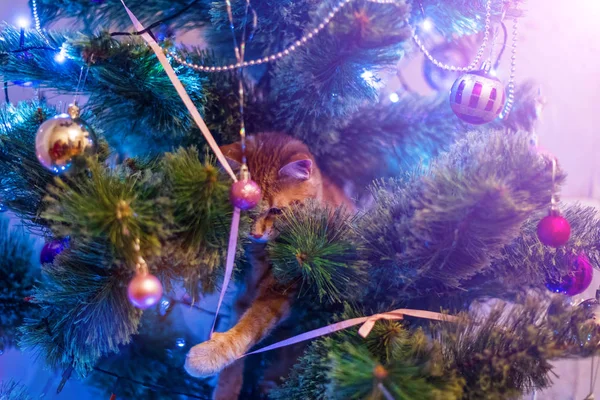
[121,2,242,336]
[241,308,458,358]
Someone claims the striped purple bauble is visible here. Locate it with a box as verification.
[449,70,506,125]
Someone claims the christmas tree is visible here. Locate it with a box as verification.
[1,0,599,399]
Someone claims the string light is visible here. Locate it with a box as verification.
[421,17,434,32]
[54,43,68,63]
[32,0,42,32]
[16,17,30,29]
[388,92,400,103]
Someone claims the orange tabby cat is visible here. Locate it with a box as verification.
[184,133,353,399]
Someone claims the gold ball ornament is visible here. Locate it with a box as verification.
[35,104,97,174]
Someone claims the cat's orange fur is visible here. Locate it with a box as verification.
[184,133,353,399]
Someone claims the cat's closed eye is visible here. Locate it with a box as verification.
[269,207,283,215]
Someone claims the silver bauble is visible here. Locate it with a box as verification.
[35,104,97,174]
[449,69,506,125]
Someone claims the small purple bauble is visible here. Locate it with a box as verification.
[128,273,163,309]
[40,238,70,265]
[546,253,593,296]
[230,179,261,210]
[537,213,571,247]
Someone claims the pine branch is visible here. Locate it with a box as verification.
[161,147,249,297]
[33,0,211,33]
[0,380,32,400]
[0,27,209,152]
[416,0,502,37]
[270,1,411,139]
[317,83,541,190]
[359,130,563,301]
[0,220,39,350]
[0,102,65,225]
[269,202,365,304]
[466,204,600,298]
[87,309,212,399]
[43,158,169,264]
[435,297,600,399]
[19,239,143,375]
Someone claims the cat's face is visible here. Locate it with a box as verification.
[220,134,323,243]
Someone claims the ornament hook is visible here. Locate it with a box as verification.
[550,157,558,211]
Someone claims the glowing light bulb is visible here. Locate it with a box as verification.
[361,70,379,87]
[361,70,374,81]
[421,18,434,32]
[389,92,400,103]
[17,17,30,29]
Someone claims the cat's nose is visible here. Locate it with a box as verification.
[251,233,263,239]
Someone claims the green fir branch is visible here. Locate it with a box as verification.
[359,130,563,300]
[0,219,39,350]
[271,1,411,138]
[20,239,143,375]
[43,158,169,263]
[269,201,365,304]
[435,297,600,399]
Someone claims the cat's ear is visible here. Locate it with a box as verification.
[219,142,242,171]
[279,157,313,181]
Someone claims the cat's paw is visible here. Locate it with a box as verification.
[185,332,240,377]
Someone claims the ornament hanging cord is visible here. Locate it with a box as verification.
[120,1,242,342]
[209,0,257,338]
[73,61,92,106]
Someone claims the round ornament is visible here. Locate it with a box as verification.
[230,179,261,210]
[579,297,600,324]
[127,273,163,309]
[546,253,593,296]
[537,213,571,247]
[35,104,97,174]
[40,237,70,265]
[449,69,506,124]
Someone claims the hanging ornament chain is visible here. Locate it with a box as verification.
[166,0,399,72]
[223,0,262,211]
[73,62,92,108]
[224,0,256,179]
[412,0,492,72]
[500,15,518,119]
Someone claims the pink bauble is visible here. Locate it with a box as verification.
[537,214,571,247]
[546,253,594,296]
[127,273,163,309]
[230,179,261,210]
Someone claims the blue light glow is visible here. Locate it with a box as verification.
[361,70,379,87]
[421,18,434,32]
[17,17,30,29]
[361,70,374,81]
[389,92,400,103]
